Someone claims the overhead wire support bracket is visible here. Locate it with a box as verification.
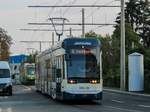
[28,5,120,8]
[20,29,82,32]
[28,23,116,26]
[48,17,69,41]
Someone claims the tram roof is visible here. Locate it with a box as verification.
[37,37,101,58]
[52,37,100,50]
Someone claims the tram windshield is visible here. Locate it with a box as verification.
[67,47,100,79]
[27,67,35,75]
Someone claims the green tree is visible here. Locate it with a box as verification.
[112,23,140,53]
[137,0,150,48]
[85,31,119,87]
[116,0,150,48]
[0,27,12,60]
[113,0,150,90]
[126,0,150,48]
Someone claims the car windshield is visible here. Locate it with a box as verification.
[0,69,10,78]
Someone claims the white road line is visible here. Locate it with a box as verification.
[105,106,143,112]
[0,108,12,112]
[22,85,31,90]
[0,96,8,99]
[7,108,12,112]
[112,99,124,103]
[138,105,150,108]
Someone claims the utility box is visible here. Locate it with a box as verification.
[128,52,144,92]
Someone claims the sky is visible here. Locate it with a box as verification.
[0,0,121,55]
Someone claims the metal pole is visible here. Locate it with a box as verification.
[28,22,116,26]
[52,32,54,46]
[39,41,42,52]
[69,28,72,37]
[0,42,1,60]
[28,5,120,8]
[120,0,126,91]
[82,8,85,38]
[58,35,60,41]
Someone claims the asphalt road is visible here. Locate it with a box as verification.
[0,85,150,112]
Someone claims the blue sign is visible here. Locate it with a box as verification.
[9,54,27,64]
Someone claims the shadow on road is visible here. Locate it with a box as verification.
[54,100,102,105]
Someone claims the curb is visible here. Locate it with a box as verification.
[104,88,150,98]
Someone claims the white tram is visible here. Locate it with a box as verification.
[35,38,103,100]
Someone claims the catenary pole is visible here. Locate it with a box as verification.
[120,0,126,91]
[82,8,85,38]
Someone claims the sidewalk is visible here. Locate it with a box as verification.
[104,87,150,98]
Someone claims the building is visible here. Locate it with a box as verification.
[9,54,28,84]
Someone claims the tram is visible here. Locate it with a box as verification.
[36,38,102,100]
[20,63,35,84]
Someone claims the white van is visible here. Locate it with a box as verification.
[0,61,12,95]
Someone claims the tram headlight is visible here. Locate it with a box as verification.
[90,80,98,84]
[68,80,77,84]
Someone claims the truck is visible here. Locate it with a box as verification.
[0,61,12,95]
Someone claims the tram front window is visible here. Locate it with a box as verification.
[67,54,99,79]
[27,67,35,75]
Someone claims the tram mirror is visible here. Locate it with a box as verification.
[65,54,71,61]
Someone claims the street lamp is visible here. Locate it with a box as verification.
[49,17,69,41]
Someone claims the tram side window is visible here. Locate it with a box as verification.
[60,56,65,79]
[55,56,63,78]
[36,63,40,80]
[56,57,60,78]
[46,59,52,81]
[52,58,56,81]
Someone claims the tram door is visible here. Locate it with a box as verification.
[56,69,61,95]
[56,56,63,97]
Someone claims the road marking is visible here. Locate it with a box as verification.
[138,105,150,108]
[112,99,124,103]
[22,85,31,90]
[0,108,12,112]
[0,96,8,99]
[7,108,12,112]
[105,106,143,112]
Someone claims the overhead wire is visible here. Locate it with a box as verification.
[62,0,78,17]
[48,0,63,18]
[87,0,117,32]
[40,0,63,49]
[29,0,118,40]
[85,0,115,20]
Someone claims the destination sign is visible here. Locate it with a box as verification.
[70,49,91,54]
[74,42,92,46]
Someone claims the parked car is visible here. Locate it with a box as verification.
[0,61,12,95]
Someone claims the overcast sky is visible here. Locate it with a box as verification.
[0,0,121,55]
